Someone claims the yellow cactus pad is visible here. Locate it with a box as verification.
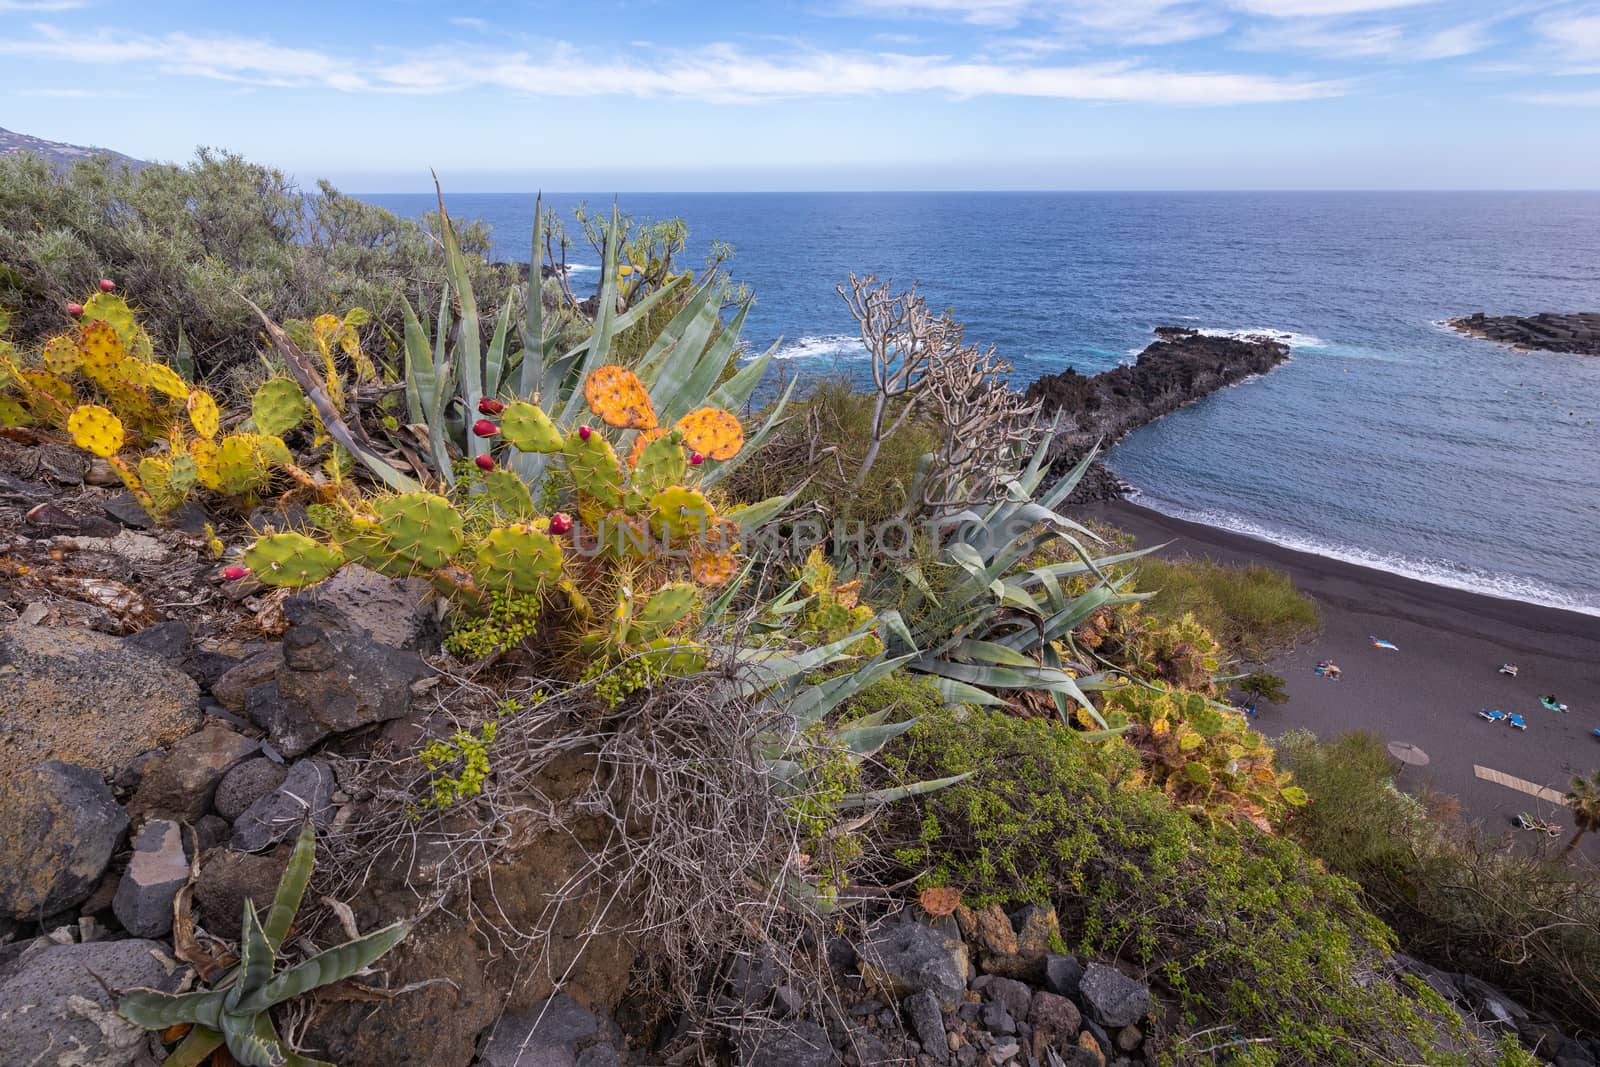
[626,427,667,469]
[76,320,124,378]
[41,335,81,376]
[142,362,190,400]
[583,365,658,430]
[186,389,220,439]
[67,404,125,458]
[649,485,716,542]
[673,407,743,461]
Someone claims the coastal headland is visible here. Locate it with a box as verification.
[1447,311,1600,356]
[1026,327,1291,502]
[1083,498,1600,860]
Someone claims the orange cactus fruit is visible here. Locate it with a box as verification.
[689,546,737,587]
[626,427,667,469]
[583,365,658,430]
[673,407,743,461]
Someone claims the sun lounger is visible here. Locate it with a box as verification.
[1499,663,1519,677]
[1507,713,1527,730]
[1479,709,1506,723]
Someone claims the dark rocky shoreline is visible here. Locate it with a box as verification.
[1446,311,1600,356]
[1024,327,1291,504]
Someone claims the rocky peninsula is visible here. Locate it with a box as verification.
[1025,327,1291,502]
[1446,311,1600,356]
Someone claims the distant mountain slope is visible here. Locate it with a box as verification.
[0,126,146,171]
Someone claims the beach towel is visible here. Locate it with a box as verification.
[1371,637,1399,652]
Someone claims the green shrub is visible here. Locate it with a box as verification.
[1278,729,1600,1033]
[1133,557,1320,661]
[879,709,1492,1065]
[0,149,514,376]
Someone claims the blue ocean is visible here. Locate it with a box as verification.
[361,192,1600,615]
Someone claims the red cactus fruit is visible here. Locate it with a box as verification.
[472,419,499,438]
[66,303,84,317]
[99,279,116,292]
[578,425,593,442]
[549,512,574,535]
[474,454,495,471]
[477,397,506,415]
[689,452,705,466]
[222,565,249,581]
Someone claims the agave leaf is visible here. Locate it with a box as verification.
[950,638,1039,668]
[264,822,315,954]
[221,1006,285,1067]
[785,651,917,729]
[159,1026,224,1067]
[119,988,227,1030]
[241,922,412,1013]
[735,624,877,698]
[1038,440,1100,512]
[723,489,796,535]
[518,193,547,398]
[659,298,749,427]
[642,282,721,410]
[400,296,433,428]
[232,901,274,1003]
[482,290,516,401]
[840,771,974,809]
[241,296,419,493]
[702,373,798,488]
[710,336,780,411]
[252,1007,335,1067]
[932,677,1007,707]
[834,717,919,757]
[434,179,484,463]
[555,204,623,426]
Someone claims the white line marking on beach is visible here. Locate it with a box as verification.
[1473,765,1566,804]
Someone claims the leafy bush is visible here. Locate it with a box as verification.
[0,149,512,375]
[879,708,1493,1065]
[1278,730,1600,1033]
[1132,557,1320,661]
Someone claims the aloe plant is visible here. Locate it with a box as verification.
[886,442,1154,729]
[120,822,410,1067]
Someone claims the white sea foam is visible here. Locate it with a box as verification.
[564,263,599,273]
[1194,326,1329,349]
[1125,490,1600,618]
[773,334,868,361]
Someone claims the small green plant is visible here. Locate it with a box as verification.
[419,722,498,808]
[1133,556,1320,661]
[119,822,410,1067]
[1237,670,1291,706]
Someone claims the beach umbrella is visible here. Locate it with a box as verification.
[1387,741,1430,767]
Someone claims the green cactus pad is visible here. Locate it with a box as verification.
[648,485,714,542]
[627,582,698,643]
[251,378,309,436]
[499,401,563,453]
[631,430,687,497]
[564,430,624,509]
[244,532,345,587]
[637,637,709,677]
[215,433,286,495]
[371,492,464,570]
[166,453,199,493]
[480,468,537,520]
[82,292,153,360]
[473,524,564,595]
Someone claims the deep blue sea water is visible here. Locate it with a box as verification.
[361,192,1600,614]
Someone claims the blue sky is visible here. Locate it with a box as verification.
[2,0,1599,190]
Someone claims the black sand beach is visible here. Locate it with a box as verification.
[1083,499,1600,861]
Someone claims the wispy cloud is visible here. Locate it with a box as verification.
[0,0,86,10]
[0,25,1346,105]
[1227,0,1431,14]
[1238,16,1496,60]
[840,0,1228,45]
[1518,87,1600,104]
[1534,8,1600,61]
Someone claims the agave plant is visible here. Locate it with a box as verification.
[885,443,1154,728]
[120,822,410,1067]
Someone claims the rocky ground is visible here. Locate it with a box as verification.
[1024,327,1290,504]
[1446,312,1600,356]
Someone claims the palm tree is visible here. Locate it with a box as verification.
[1560,771,1600,858]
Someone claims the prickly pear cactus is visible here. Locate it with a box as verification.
[75,321,124,387]
[673,407,743,461]
[371,492,465,570]
[498,401,563,453]
[214,433,288,495]
[631,430,687,497]
[67,404,125,458]
[251,378,309,436]
[474,524,563,594]
[80,292,152,360]
[689,546,737,587]
[584,366,658,430]
[244,532,346,587]
[626,427,666,469]
[480,467,537,520]
[649,485,714,541]
[41,335,81,376]
[564,430,625,510]
[186,389,220,439]
[627,582,697,643]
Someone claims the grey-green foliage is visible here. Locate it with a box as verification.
[0,149,510,375]
[883,443,1152,726]
[119,822,410,1067]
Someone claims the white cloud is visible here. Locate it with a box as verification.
[1535,9,1600,61]
[0,26,1345,105]
[448,16,488,31]
[839,0,1227,44]
[1229,0,1431,14]
[1238,16,1493,60]
[1518,88,1600,104]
